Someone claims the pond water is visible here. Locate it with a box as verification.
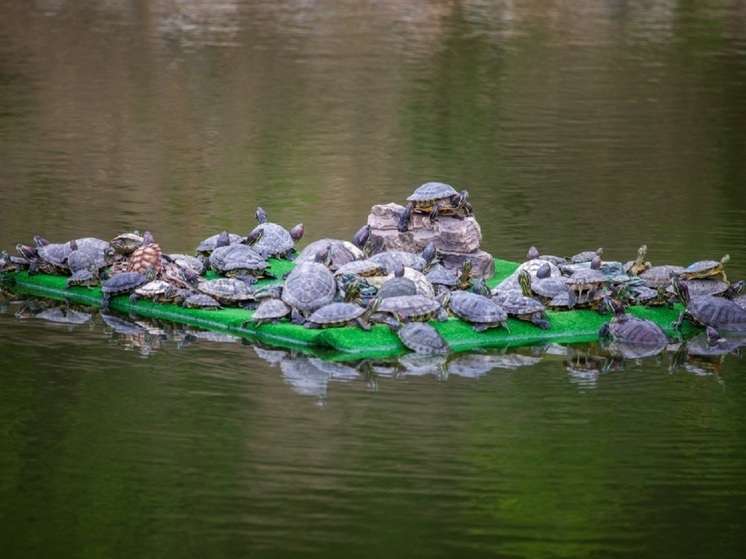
[2,1,746,557]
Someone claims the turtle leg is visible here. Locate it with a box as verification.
[354,317,371,331]
[533,316,551,330]
[397,202,415,233]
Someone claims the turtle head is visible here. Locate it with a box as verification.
[216,231,231,248]
[603,297,625,317]
[471,278,491,298]
[244,227,264,246]
[142,231,154,246]
[527,246,540,260]
[314,244,332,267]
[721,254,731,265]
[517,269,532,297]
[255,207,269,224]
[671,276,689,305]
[289,223,304,243]
[452,189,469,210]
[352,224,370,250]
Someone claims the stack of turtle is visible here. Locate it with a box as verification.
[361,182,495,280]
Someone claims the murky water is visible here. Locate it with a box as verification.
[2,1,746,557]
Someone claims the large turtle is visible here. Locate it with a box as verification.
[209,243,273,279]
[101,271,150,311]
[672,276,746,335]
[599,298,670,345]
[397,182,472,232]
[244,207,303,260]
[373,294,449,330]
[447,290,509,332]
[397,322,450,355]
[27,240,75,275]
[281,251,337,323]
[493,290,550,330]
[197,278,257,308]
[639,264,685,289]
[294,239,365,270]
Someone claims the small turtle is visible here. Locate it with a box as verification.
[281,253,337,322]
[517,269,570,306]
[244,207,303,260]
[397,182,472,232]
[209,243,273,279]
[129,280,179,304]
[672,276,746,335]
[494,290,550,330]
[198,278,257,308]
[623,244,652,276]
[373,294,449,330]
[599,298,670,345]
[101,271,150,311]
[195,231,243,261]
[563,267,607,299]
[397,322,450,355]
[127,231,164,277]
[244,298,291,326]
[426,264,460,292]
[167,253,206,275]
[447,290,509,332]
[109,231,144,255]
[677,254,730,283]
[376,262,418,299]
[304,300,378,330]
[182,293,222,310]
[66,264,100,289]
[568,247,603,264]
[639,265,685,289]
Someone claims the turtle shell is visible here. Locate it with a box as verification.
[376,276,417,299]
[425,265,460,288]
[564,268,607,293]
[250,298,291,324]
[639,265,685,288]
[65,268,99,288]
[678,255,730,281]
[37,242,74,272]
[406,182,458,202]
[102,271,149,294]
[182,293,222,310]
[448,290,509,332]
[495,291,549,329]
[569,247,603,264]
[397,322,450,355]
[195,231,243,256]
[109,232,144,255]
[246,222,295,259]
[334,259,386,278]
[682,295,746,330]
[281,262,337,313]
[168,253,206,275]
[305,302,369,329]
[127,233,163,276]
[601,315,669,345]
[295,239,365,270]
[376,294,447,323]
[367,251,428,274]
[667,279,729,299]
[198,278,256,306]
[209,244,269,277]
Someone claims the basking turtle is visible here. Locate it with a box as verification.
[129,280,180,304]
[373,294,449,330]
[244,207,303,260]
[352,224,371,251]
[397,182,472,232]
[244,298,291,326]
[367,250,429,274]
[281,255,337,323]
[182,293,222,310]
[101,271,150,311]
[494,290,550,330]
[564,267,607,299]
[677,254,730,283]
[666,278,731,300]
[397,322,450,355]
[209,243,273,279]
[167,253,206,276]
[195,231,243,261]
[304,300,378,331]
[599,298,670,345]
[567,247,603,264]
[672,276,746,334]
[426,264,460,293]
[447,290,509,333]
[197,278,257,308]
[334,259,387,278]
[29,240,75,275]
[623,244,652,276]
[517,269,570,306]
[127,231,163,277]
[109,231,144,255]
[639,265,685,289]
[294,239,364,270]
[66,264,100,289]
[376,263,417,299]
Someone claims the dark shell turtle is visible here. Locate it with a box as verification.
[294,239,365,270]
[244,207,302,260]
[334,259,387,278]
[666,278,730,299]
[304,301,376,330]
[517,269,569,305]
[31,241,75,275]
[677,254,729,282]
[639,265,685,288]
[244,298,291,326]
[376,264,418,299]
[195,231,243,260]
[397,182,472,232]
[672,277,746,334]
[65,264,100,289]
[367,251,428,274]
[599,298,670,345]
[494,291,550,330]
[182,293,222,310]
[373,294,448,330]
[209,243,273,279]
[447,290,509,332]
[127,231,163,277]
[564,268,607,298]
[281,261,337,320]
[627,284,672,308]
[425,264,460,290]
[67,246,107,275]
[197,278,257,307]
[397,322,450,355]
[167,253,206,275]
[568,247,603,264]
[101,271,150,311]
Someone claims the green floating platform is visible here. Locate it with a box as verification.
[2,259,694,360]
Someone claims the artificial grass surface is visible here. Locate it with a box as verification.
[2,258,695,359]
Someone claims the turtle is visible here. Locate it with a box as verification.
[127,231,163,277]
[352,224,371,251]
[524,246,565,267]
[367,250,429,274]
[672,276,746,335]
[29,240,75,275]
[397,322,450,355]
[373,294,449,330]
[167,253,206,275]
[376,262,418,299]
[447,290,509,332]
[161,259,203,290]
[517,269,570,306]
[397,182,473,232]
[623,244,652,276]
[182,293,222,310]
[304,300,379,331]
[294,239,365,270]
[494,290,550,329]
[208,243,273,279]
[627,284,673,308]
[677,254,730,283]
[334,259,387,278]
[243,298,291,326]
[666,278,731,299]
[567,247,603,264]
[281,256,337,323]
[599,298,670,345]
[65,264,101,289]
[109,231,144,255]
[639,264,685,289]
[197,278,257,308]
[67,245,107,277]
[563,267,607,299]
[425,264,460,293]
[195,231,243,261]
[244,207,303,260]
[129,280,180,304]
[101,271,151,311]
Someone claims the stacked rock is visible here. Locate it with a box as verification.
[363,182,495,279]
